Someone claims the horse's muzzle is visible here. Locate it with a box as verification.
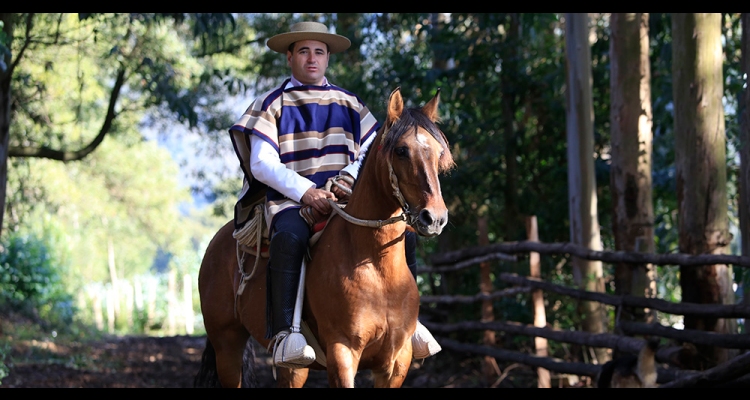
[414,208,448,237]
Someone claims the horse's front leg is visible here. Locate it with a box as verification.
[372,342,412,388]
[326,342,361,387]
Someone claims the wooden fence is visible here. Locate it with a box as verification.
[418,221,750,388]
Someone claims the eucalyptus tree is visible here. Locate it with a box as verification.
[672,13,735,369]
[564,12,608,364]
[609,13,656,325]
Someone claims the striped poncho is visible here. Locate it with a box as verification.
[229,78,379,235]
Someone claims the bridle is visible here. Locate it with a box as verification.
[325,123,419,229]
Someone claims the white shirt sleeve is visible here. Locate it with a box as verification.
[249,134,315,203]
[341,132,376,180]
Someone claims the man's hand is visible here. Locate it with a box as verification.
[330,179,352,200]
[301,187,337,215]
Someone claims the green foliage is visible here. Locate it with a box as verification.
[0,233,76,329]
[0,341,8,385]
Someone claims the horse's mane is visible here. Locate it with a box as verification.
[355,107,455,184]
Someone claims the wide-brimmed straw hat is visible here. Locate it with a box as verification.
[267,21,351,54]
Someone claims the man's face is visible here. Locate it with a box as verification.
[288,39,330,86]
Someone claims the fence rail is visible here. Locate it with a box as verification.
[419,239,750,387]
[429,240,750,268]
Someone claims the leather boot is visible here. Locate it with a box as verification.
[267,230,315,368]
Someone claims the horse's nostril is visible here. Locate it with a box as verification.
[435,211,448,229]
[419,209,434,226]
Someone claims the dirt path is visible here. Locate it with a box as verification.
[1,334,499,388]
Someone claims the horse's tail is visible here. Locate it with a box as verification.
[193,337,221,388]
[242,337,259,388]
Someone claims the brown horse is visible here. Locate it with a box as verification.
[194,87,455,388]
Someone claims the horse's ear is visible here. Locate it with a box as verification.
[422,88,441,122]
[387,87,404,122]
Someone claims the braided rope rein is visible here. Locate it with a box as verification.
[232,203,266,317]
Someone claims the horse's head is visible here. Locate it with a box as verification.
[377,87,455,237]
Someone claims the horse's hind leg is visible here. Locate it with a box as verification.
[211,328,250,388]
[199,221,254,387]
[276,367,310,388]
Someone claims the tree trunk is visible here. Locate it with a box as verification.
[0,13,14,240]
[609,13,657,328]
[740,14,750,308]
[501,13,520,239]
[564,12,609,365]
[672,12,735,369]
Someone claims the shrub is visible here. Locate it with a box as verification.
[0,234,75,329]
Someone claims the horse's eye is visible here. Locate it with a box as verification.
[395,147,408,158]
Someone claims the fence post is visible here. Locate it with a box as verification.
[183,273,194,335]
[478,215,500,386]
[526,215,551,388]
[168,269,177,336]
[124,281,133,330]
[93,288,104,331]
[106,286,115,333]
[147,277,157,334]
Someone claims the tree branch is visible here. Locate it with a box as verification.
[8,65,126,161]
[194,37,266,57]
[8,14,34,74]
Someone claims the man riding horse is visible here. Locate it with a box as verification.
[228,21,442,369]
